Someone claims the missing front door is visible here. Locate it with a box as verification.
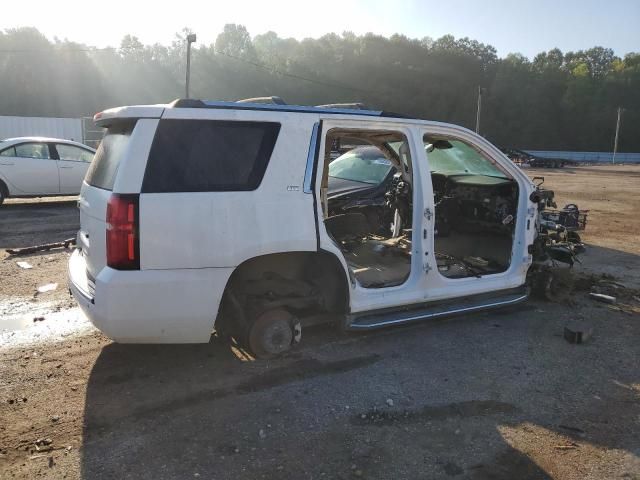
[425,135,519,278]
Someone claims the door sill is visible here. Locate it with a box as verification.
[346,286,528,330]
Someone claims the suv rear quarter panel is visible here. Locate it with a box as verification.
[137,109,319,270]
[112,119,160,193]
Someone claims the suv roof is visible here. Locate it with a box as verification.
[93,97,411,127]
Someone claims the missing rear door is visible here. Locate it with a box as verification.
[321,128,413,288]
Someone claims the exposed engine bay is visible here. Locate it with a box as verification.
[529,177,588,267]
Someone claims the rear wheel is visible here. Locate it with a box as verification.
[248,308,301,359]
[0,181,6,205]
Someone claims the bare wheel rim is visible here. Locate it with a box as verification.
[248,309,295,358]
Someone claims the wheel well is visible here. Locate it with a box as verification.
[216,251,350,331]
[0,179,8,198]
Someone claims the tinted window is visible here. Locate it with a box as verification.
[85,122,135,190]
[14,143,50,159]
[142,120,280,193]
[56,144,94,163]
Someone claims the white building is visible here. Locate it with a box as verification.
[0,115,88,144]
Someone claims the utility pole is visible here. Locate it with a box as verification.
[475,85,482,134]
[185,33,197,98]
[612,106,623,164]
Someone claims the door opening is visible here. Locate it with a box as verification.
[424,135,519,279]
[321,129,413,288]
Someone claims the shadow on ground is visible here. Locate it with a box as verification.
[0,199,78,248]
[80,286,640,479]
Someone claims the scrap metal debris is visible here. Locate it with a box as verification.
[6,238,75,256]
[553,442,579,450]
[36,283,58,294]
[589,293,617,304]
[530,191,588,268]
[34,438,53,452]
[528,192,589,299]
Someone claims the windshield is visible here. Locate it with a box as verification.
[425,138,508,178]
[328,147,393,184]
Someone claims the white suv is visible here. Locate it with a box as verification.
[69,98,540,357]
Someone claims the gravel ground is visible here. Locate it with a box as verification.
[0,167,639,479]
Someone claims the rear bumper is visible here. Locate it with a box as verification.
[68,249,234,343]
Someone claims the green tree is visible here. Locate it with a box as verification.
[215,24,256,60]
[0,26,638,152]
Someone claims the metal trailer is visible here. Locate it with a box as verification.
[526,150,640,165]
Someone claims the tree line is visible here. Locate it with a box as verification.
[0,25,638,151]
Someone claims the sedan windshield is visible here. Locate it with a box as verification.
[328,147,393,185]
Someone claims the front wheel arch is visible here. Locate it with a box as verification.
[0,179,8,205]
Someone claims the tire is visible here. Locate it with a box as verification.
[248,308,301,359]
[539,269,574,303]
[0,181,6,205]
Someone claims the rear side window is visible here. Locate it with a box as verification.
[142,119,280,193]
[56,144,95,163]
[85,121,135,190]
[15,143,50,159]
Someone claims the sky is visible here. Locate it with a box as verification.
[1,0,639,59]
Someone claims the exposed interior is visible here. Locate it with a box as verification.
[321,129,413,288]
[426,135,519,278]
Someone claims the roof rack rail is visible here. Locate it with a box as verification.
[169,98,206,108]
[167,97,411,119]
[236,96,286,105]
[316,102,369,110]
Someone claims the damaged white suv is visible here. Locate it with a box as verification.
[69,97,543,357]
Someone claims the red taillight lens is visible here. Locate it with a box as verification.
[106,194,140,270]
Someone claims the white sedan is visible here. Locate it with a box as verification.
[0,137,95,204]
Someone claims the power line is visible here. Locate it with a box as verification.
[215,50,382,98]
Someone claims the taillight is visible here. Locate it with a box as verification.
[106,194,140,270]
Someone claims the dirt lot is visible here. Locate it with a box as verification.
[1,166,639,479]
